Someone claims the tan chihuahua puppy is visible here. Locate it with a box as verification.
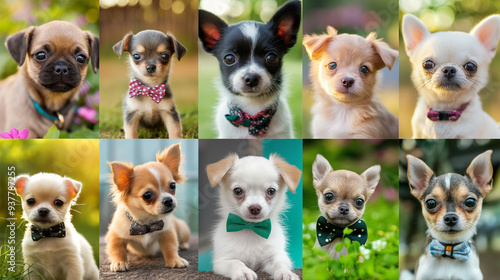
[105,143,190,271]
[304,26,398,139]
[312,154,380,259]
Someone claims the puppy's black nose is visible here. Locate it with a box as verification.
[339,206,349,215]
[249,204,262,215]
[146,64,156,74]
[341,78,354,88]
[444,213,459,226]
[162,197,173,207]
[442,66,456,79]
[244,74,260,88]
[38,208,50,217]
[54,65,69,76]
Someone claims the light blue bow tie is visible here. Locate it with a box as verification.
[429,239,471,261]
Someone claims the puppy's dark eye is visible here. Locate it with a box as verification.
[355,198,364,207]
[423,60,435,70]
[464,198,477,208]
[161,53,170,61]
[76,54,87,64]
[327,62,337,70]
[360,66,369,74]
[142,191,153,201]
[169,182,176,191]
[324,192,334,203]
[133,53,141,61]
[233,187,243,196]
[463,61,477,73]
[265,53,279,65]
[425,199,437,210]
[267,187,276,196]
[54,199,64,207]
[224,54,236,65]
[27,198,36,206]
[34,51,47,61]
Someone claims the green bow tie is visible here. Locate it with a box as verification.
[226,213,272,239]
[316,216,367,247]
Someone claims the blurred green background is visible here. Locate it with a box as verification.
[198,0,303,139]
[0,139,100,278]
[399,0,500,138]
[302,0,400,138]
[99,0,198,139]
[0,0,100,138]
[302,139,399,279]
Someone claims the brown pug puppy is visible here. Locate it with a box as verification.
[0,21,99,138]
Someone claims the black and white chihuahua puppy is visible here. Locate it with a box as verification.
[199,0,301,138]
[405,150,494,280]
[114,30,187,139]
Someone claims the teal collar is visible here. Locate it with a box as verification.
[29,95,77,129]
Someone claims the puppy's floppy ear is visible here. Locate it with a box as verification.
[361,165,381,199]
[157,143,185,184]
[206,154,238,187]
[312,154,333,188]
[5,26,36,66]
[113,33,133,57]
[167,34,187,61]
[84,31,99,73]
[267,0,301,49]
[109,161,134,192]
[199,10,228,53]
[14,175,30,196]
[64,178,82,200]
[303,27,336,61]
[402,14,430,56]
[466,150,493,196]
[406,155,434,199]
[366,33,399,71]
[270,154,302,194]
[471,15,500,60]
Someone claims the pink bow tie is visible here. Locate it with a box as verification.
[427,103,469,121]
[128,79,166,104]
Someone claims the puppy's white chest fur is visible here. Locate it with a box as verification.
[124,94,174,125]
[416,251,482,280]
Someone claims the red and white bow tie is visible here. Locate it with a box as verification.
[128,78,166,104]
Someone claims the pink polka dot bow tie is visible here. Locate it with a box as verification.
[128,78,166,104]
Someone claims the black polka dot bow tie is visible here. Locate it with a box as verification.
[316,216,368,247]
[31,222,66,241]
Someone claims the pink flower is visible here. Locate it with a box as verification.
[77,107,98,123]
[0,128,29,139]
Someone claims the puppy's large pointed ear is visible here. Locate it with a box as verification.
[402,14,430,56]
[64,178,82,200]
[206,154,238,187]
[471,15,500,60]
[267,0,301,49]
[113,33,133,57]
[366,33,399,71]
[303,26,336,61]
[361,165,381,199]
[312,154,333,188]
[84,31,99,73]
[271,154,302,194]
[466,150,493,196]
[157,143,185,184]
[168,34,187,61]
[406,155,434,199]
[109,162,134,192]
[5,26,36,66]
[14,175,30,196]
[199,10,228,53]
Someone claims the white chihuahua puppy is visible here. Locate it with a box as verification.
[206,154,302,280]
[402,14,500,138]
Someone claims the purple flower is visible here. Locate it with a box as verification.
[77,107,98,123]
[0,128,29,139]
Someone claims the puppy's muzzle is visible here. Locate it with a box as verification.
[38,208,50,217]
[248,204,262,215]
[244,73,260,88]
[442,66,456,79]
[443,213,459,227]
[54,64,69,76]
[341,77,354,88]
[162,197,175,213]
[146,64,156,74]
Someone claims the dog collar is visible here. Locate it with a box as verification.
[29,95,77,130]
[225,102,278,136]
[427,103,469,122]
[316,216,367,247]
[226,213,272,239]
[31,222,66,241]
[125,211,164,235]
[429,239,471,261]
[128,78,166,104]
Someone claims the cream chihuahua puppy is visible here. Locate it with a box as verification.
[14,173,98,280]
[206,154,302,280]
[303,26,399,139]
[402,14,500,138]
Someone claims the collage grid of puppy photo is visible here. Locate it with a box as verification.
[1,0,500,279]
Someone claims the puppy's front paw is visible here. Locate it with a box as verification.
[165,256,189,268]
[179,242,190,250]
[275,270,299,280]
[232,267,258,280]
[109,261,129,272]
